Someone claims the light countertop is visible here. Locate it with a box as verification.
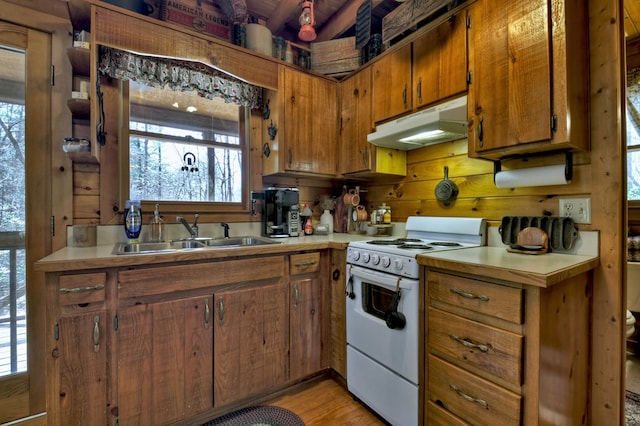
[35,233,373,273]
[417,246,600,288]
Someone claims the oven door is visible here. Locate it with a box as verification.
[346,264,419,383]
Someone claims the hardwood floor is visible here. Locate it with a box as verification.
[267,377,388,425]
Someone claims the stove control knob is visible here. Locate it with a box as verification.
[381,256,391,268]
[362,253,371,263]
[371,254,380,265]
[349,250,360,262]
[394,259,404,270]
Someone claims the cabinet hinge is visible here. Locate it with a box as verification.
[50,216,55,237]
[54,322,59,341]
[467,71,472,85]
[113,314,118,331]
[466,14,471,29]
[50,65,55,86]
[551,114,558,132]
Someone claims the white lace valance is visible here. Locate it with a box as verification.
[98,45,262,110]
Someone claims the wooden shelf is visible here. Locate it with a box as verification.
[66,47,91,77]
[67,98,90,118]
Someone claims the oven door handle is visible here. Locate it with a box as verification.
[348,265,418,290]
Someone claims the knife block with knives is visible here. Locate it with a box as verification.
[507,227,549,254]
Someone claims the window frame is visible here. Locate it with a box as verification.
[119,80,251,217]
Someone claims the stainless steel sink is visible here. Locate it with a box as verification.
[113,240,207,254]
[113,236,280,254]
[202,236,281,247]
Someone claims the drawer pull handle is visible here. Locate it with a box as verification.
[449,384,489,410]
[450,288,489,302]
[59,284,105,294]
[294,260,317,268]
[449,334,489,352]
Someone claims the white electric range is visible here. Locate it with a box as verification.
[345,216,487,426]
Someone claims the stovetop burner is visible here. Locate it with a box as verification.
[366,238,422,246]
[398,244,434,250]
[429,241,462,247]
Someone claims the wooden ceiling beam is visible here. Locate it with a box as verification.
[264,0,301,36]
[315,0,386,42]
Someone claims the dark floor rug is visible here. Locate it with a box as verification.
[628,390,640,425]
[202,406,304,426]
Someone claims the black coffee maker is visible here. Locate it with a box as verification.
[252,187,300,237]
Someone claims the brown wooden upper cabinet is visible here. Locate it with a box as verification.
[466,0,589,160]
[372,12,468,124]
[339,66,406,176]
[263,66,338,176]
[412,13,468,110]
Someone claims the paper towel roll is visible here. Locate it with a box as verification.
[495,164,570,188]
[246,24,272,56]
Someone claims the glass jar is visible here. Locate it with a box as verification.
[368,34,382,60]
[273,36,286,60]
[297,50,310,69]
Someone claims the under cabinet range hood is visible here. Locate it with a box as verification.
[367,95,468,150]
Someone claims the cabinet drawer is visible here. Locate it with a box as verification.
[290,252,320,275]
[428,271,523,324]
[428,308,523,386]
[58,272,107,305]
[428,355,521,425]
[426,400,469,426]
[119,256,285,298]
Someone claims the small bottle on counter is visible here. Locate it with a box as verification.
[123,200,142,243]
[320,209,333,233]
[304,217,314,235]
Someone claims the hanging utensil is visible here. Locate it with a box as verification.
[435,165,459,206]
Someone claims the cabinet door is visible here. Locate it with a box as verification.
[467,0,552,154]
[413,13,467,108]
[213,281,288,406]
[282,67,338,175]
[117,296,213,425]
[55,311,109,425]
[339,67,373,175]
[372,44,412,123]
[289,277,323,382]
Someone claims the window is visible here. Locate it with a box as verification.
[124,80,248,210]
[628,68,640,201]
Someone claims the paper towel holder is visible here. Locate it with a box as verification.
[493,151,573,184]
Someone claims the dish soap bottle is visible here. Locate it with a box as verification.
[320,209,333,233]
[124,200,142,243]
[149,203,165,242]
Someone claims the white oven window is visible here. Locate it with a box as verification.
[362,282,397,320]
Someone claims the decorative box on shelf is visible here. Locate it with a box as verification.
[382,0,454,44]
[161,0,231,42]
[310,37,360,77]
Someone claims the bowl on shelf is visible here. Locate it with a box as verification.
[63,137,90,153]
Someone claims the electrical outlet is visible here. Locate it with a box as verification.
[559,197,591,224]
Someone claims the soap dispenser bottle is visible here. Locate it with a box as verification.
[123,200,142,243]
[149,203,165,242]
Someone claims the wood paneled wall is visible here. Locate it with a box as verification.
[364,139,592,228]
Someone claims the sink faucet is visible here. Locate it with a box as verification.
[221,222,230,239]
[177,214,199,238]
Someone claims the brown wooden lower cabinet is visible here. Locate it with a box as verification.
[213,281,289,407]
[46,272,110,426]
[45,251,329,425]
[117,296,213,424]
[425,269,591,425]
